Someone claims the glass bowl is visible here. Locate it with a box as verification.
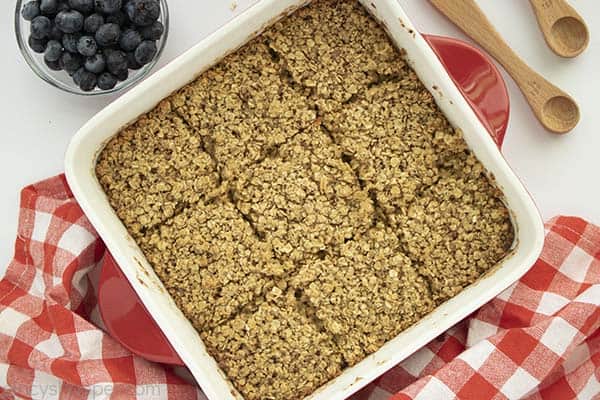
[15,0,169,96]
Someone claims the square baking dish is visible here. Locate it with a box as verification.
[65,1,546,399]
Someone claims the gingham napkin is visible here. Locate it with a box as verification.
[0,175,598,400]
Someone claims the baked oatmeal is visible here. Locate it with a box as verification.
[322,78,451,213]
[136,199,290,331]
[232,125,374,263]
[291,226,434,365]
[202,292,344,400]
[170,41,317,181]
[96,102,220,238]
[95,0,514,398]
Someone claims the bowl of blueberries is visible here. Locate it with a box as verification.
[15,0,168,95]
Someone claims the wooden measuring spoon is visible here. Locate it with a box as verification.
[429,0,579,134]
[530,0,589,58]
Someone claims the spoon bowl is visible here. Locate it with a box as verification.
[530,0,589,58]
[542,95,580,134]
[551,17,589,57]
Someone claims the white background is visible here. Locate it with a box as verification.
[0,0,599,275]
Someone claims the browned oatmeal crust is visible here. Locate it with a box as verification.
[233,125,374,262]
[394,172,514,303]
[95,0,514,398]
[264,0,405,112]
[202,292,344,400]
[291,226,434,365]
[322,79,455,214]
[96,101,220,238]
[170,39,317,181]
[137,200,289,331]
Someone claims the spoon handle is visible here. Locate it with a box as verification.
[529,0,589,58]
[429,0,578,133]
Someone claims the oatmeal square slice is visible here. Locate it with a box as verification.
[201,295,343,400]
[290,226,434,365]
[264,0,406,112]
[233,126,374,262]
[395,171,514,303]
[322,79,460,218]
[172,41,316,133]
[169,39,317,180]
[137,199,289,331]
[96,101,221,238]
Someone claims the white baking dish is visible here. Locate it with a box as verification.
[65,0,545,398]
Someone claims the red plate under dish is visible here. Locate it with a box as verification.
[97,34,511,366]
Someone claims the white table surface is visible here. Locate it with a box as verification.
[1,0,599,275]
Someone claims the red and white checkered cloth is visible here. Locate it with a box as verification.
[1,175,599,400]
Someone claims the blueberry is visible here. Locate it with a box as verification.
[78,70,97,91]
[84,13,104,33]
[28,35,48,53]
[84,53,106,73]
[77,36,97,56]
[68,0,94,13]
[73,67,97,90]
[134,40,156,65]
[56,1,70,12]
[39,0,58,15]
[48,22,63,40]
[126,0,159,26]
[30,16,52,39]
[62,33,81,52]
[45,57,62,71]
[106,10,128,26]
[97,72,118,89]
[44,39,63,62]
[123,1,134,19]
[61,51,83,74]
[95,0,122,14]
[95,23,120,46]
[114,67,128,81]
[139,20,163,40]
[55,10,84,33]
[119,29,141,52]
[105,49,127,75]
[72,67,85,85]
[125,51,141,69]
[21,1,40,21]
